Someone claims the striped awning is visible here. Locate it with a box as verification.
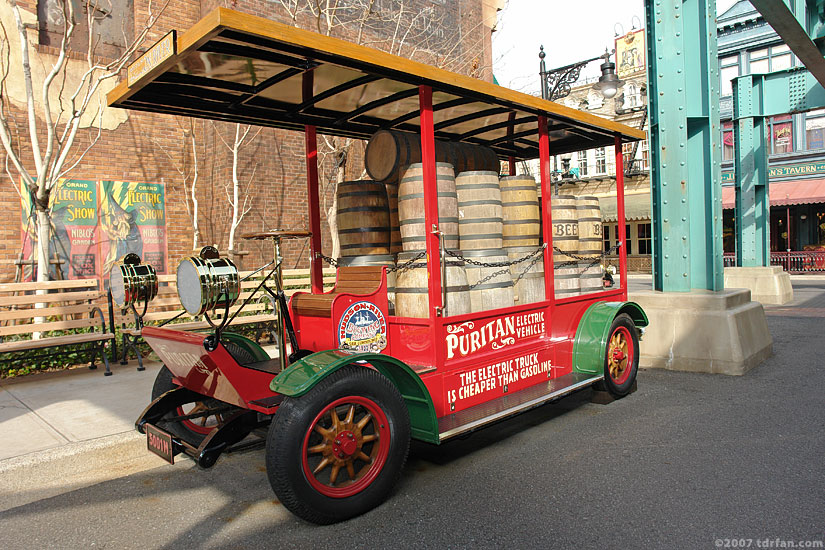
[722,179,825,208]
[599,193,651,222]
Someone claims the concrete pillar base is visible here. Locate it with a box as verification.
[629,288,772,376]
[724,266,793,305]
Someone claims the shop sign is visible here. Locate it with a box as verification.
[722,161,825,183]
[128,31,176,87]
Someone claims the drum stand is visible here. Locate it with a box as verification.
[242,230,311,372]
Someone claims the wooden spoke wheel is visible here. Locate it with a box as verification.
[602,313,639,398]
[151,366,233,445]
[266,365,410,525]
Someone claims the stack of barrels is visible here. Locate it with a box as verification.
[336,130,551,318]
[549,194,604,297]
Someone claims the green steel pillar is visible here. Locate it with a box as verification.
[732,75,770,267]
[645,0,724,291]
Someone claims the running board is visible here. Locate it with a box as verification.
[438,372,603,441]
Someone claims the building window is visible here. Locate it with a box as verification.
[577,150,588,177]
[805,109,825,151]
[587,89,604,110]
[622,82,643,109]
[769,115,794,154]
[720,54,740,96]
[625,224,632,255]
[604,224,612,252]
[638,223,652,255]
[622,142,634,171]
[639,139,649,170]
[38,0,134,57]
[747,44,794,76]
[723,121,734,160]
[595,147,606,174]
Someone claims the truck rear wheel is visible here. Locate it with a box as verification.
[151,366,232,445]
[602,313,639,397]
[266,365,410,524]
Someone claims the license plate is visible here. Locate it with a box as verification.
[146,424,175,464]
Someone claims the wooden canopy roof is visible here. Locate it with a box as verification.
[108,8,645,160]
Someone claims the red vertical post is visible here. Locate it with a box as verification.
[786,205,791,272]
[538,115,555,302]
[615,135,628,300]
[419,85,443,320]
[305,125,323,293]
[507,111,516,176]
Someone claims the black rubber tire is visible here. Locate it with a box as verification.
[602,313,639,398]
[151,366,231,446]
[265,365,410,524]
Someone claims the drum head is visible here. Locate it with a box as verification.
[177,259,205,315]
[110,266,128,308]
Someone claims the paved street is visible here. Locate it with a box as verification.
[0,278,823,549]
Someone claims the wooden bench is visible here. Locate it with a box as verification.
[113,267,336,369]
[291,266,385,317]
[0,279,114,375]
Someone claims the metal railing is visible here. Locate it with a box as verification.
[723,251,825,273]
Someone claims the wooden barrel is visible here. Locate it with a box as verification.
[577,195,602,258]
[551,195,578,263]
[394,252,471,318]
[554,265,580,298]
[500,175,540,248]
[365,130,499,183]
[455,171,503,251]
[336,180,390,257]
[461,249,515,312]
[507,246,545,304]
[579,260,602,295]
[385,183,402,254]
[398,163,459,251]
[448,142,500,175]
[338,255,397,314]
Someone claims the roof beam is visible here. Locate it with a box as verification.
[334,88,419,125]
[293,74,380,113]
[750,0,825,89]
[385,97,475,128]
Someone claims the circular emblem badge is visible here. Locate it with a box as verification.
[338,301,387,352]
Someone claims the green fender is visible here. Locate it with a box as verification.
[222,332,270,363]
[572,302,649,375]
[271,350,440,444]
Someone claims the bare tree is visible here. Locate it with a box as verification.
[0,0,168,282]
[214,122,262,254]
[144,117,203,250]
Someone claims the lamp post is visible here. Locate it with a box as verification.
[539,46,624,101]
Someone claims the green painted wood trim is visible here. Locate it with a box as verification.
[271,350,440,444]
[221,332,270,362]
[572,302,648,375]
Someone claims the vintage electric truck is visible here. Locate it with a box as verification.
[106,8,648,525]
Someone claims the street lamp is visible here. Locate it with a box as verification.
[539,46,624,101]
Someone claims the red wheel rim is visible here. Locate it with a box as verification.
[301,396,391,498]
[607,325,634,385]
[176,402,224,435]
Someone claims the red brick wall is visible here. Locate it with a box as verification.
[0,0,495,282]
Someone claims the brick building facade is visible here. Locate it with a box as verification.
[0,0,502,282]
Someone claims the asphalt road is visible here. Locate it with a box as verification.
[0,280,823,549]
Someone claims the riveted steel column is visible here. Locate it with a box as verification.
[645,0,723,291]
[732,75,770,267]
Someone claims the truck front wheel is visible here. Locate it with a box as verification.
[602,313,639,397]
[266,365,410,524]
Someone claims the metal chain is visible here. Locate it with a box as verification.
[319,253,339,267]
[552,242,622,272]
[445,244,546,268]
[388,249,427,273]
[513,250,546,286]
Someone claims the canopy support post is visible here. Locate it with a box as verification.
[305,124,323,293]
[615,135,628,299]
[419,85,443,323]
[538,115,555,302]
